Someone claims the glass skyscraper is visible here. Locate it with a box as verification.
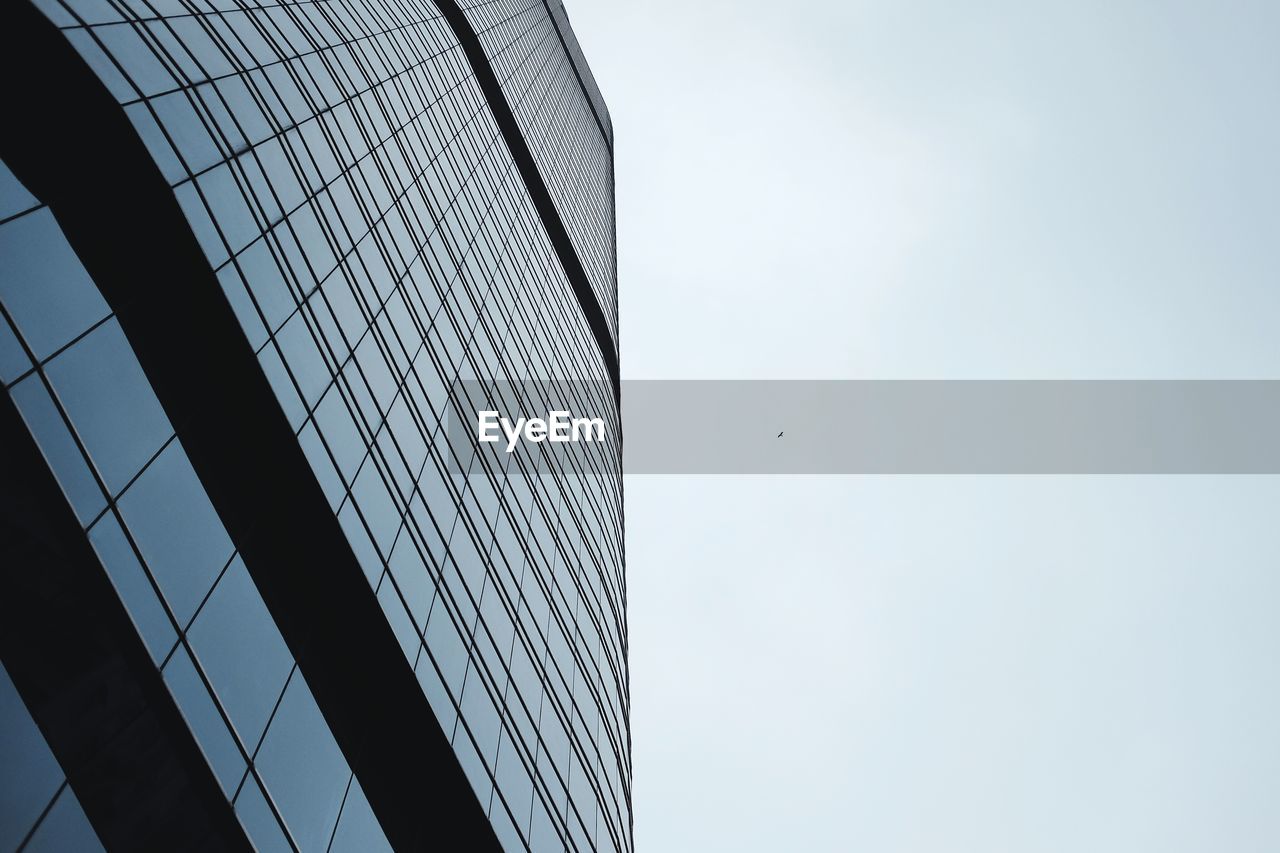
[0,0,627,851]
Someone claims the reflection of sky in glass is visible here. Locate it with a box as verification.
[567,0,1280,849]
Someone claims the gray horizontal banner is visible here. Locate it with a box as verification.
[448,381,1280,475]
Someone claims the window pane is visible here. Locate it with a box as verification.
[328,778,391,853]
[9,374,105,524]
[0,209,108,360]
[20,785,104,853]
[234,776,293,853]
[0,664,65,851]
[87,513,176,665]
[253,674,349,851]
[0,313,30,384]
[0,158,36,221]
[162,646,244,798]
[45,318,172,495]
[117,443,233,624]
[187,557,293,749]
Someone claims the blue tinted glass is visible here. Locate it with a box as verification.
[234,776,293,853]
[313,383,365,484]
[451,725,494,808]
[458,665,501,766]
[337,500,381,587]
[45,318,172,495]
[257,343,307,430]
[174,181,226,265]
[123,102,185,184]
[285,203,336,283]
[197,164,260,256]
[215,76,273,148]
[162,646,245,798]
[21,785,104,853]
[528,801,563,852]
[297,421,344,510]
[9,375,106,524]
[351,461,398,555]
[0,664,65,851]
[376,576,418,666]
[494,734,535,835]
[0,209,109,360]
[0,314,30,384]
[235,237,296,335]
[0,158,37,221]
[353,335,396,413]
[62,29,133,101]
[187,558,293,749]
[217,264,268,350]
[87,513,176,665]
[488,799,524,853]
[21,778,103,850]
[415,648,457,736]
[93,22,176,97]
[151,91,221,176]
[388,531,435,626]
[313,381,366,481]
[423,606,468,708]
[274,311,330,410]
[161,18,235,81]
[117,443,233,624]
[58,1,124,27]
[253,674,349,851]
[328,778,392,853]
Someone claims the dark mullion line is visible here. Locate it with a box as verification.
[13,778,70,852]
[0,201,42,228]
[229,663,304,853]
[322,772,358,853]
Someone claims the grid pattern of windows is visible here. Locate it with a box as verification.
[12,1,629,851]
[0,158,390,853]
[462,0,618,344]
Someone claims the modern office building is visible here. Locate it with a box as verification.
[0,0,627,851]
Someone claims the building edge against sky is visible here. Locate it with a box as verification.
[0,1,628,851]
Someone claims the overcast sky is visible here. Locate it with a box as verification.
[564,1,1280,850]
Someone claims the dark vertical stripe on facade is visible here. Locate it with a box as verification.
[0,392,253,853]
[539,0,615,153]
[0,3,501,849]
[437,0,622,402]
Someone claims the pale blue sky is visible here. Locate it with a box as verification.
[566,1,1280,850]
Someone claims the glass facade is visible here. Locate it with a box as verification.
[0,0,626,851]
[0,662,105,853]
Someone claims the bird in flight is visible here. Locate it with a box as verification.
[777,431,784,438]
